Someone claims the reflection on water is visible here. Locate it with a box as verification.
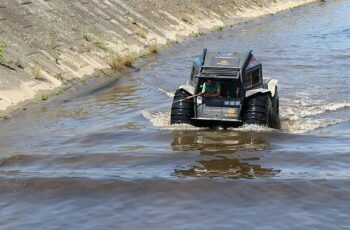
[174,158,280,179]
[171,130,271,153]
[171,130,279,179]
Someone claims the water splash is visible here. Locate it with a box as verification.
[282,118,347,133]
[282,102,350,121]
[142,111,201,130]
[233,124,274,132]
[280,101,350,133]
[142,110,274,132]
[157,88,175,98]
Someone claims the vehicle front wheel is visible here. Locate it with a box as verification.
[241,94,274,127]
[170,89,194,125]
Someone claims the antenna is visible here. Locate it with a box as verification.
[201,48,207,65]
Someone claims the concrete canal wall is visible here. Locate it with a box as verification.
[0,0,316,115]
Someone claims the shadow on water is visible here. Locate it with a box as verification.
[171,130,280,179]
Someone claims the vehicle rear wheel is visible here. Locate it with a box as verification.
[241,94,273,127]
[170,89,194,124]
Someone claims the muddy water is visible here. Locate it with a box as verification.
[1,1,350,229]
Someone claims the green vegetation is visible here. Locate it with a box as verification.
[205,0,214,7]
[54,72,64,81]
[193,31,206,37]
[215,26,225,32]
[78,30,91,53]
[188,3,200,12]
[31,59,42,80]
[52,49,60,64]
[135,29,147,39]
[165,39,179,47]
[41,95,48,101]
[93,36,108,51]
[80,30,89,41]
[55,72,69,85]
[2,115,10,120]
[137,53,150,60]
[0,39,6,63]
[48,29,61,64]
[100,68,112,77]
[48,29,60,49]
[79,41,91,53]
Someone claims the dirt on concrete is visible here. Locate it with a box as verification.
[0,0,316,116]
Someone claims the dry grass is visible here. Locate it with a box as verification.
[0,39,6,63]
[48,29,60,49]
[166,39,179,47]
[107,53,136,72]
[80,31,89,41]
[14,58,24,69]
[31,59,42,80]
[121,54,135,67]
[107,54,124,72]
[135,29,147,39]
[148,43,158,54]
[93,36,108,51]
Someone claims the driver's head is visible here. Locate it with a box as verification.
[206,78,214,85]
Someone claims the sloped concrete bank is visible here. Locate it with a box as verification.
[0,0,316,116]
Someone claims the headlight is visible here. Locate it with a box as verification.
[225,108,239,118]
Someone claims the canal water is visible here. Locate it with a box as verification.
[1,1,350,229]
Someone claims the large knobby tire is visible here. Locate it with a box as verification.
[271,88,281,129]
[170,89,194,124]
[241,94,274,127]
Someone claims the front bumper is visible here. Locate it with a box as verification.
[191,117,243,128]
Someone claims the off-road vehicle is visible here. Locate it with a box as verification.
[171,49,280,128]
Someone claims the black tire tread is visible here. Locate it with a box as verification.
[171,89,194,124]
[241,94,270,126]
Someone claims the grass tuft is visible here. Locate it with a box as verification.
[93,36,108,51]
[181,16,191,24]
[80,31,89,41]
[15,58,24,69]
[31,59,42,80]
[107,54,124,72]
[48,29,60,49]
[121,54,135,67]
[2,115,10,120]
[106,52,136,72]
[165,39,179,47]
[193,31,206,37]
[188,3,199,13]
[135,29,147,39]
[0,39,6,63]
[215,26,225,32]
[148,43,158,54]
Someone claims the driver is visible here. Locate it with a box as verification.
[201,78,221,98]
